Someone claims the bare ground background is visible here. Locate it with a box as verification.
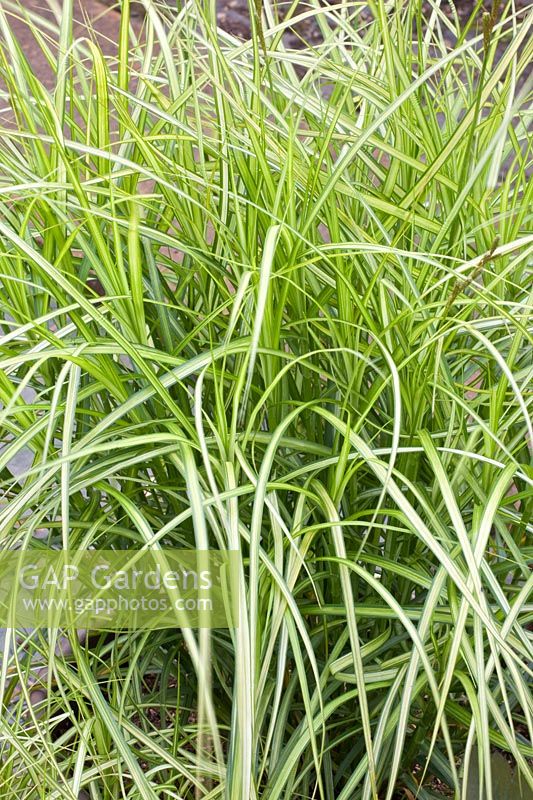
[4,0,531,89]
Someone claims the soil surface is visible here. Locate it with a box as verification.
[5,0,531,86]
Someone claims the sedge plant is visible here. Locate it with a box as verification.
[0,0,531,798]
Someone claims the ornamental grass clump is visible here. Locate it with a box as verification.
[0,0,531,798]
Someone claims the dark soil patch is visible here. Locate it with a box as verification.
[93,0,533,48]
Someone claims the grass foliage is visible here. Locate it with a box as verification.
[0,0,532,797]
